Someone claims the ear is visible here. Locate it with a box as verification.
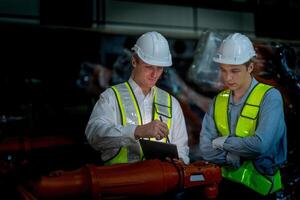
[248,63,254,73]
[131,57,137,68]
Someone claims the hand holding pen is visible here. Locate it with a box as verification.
[159,116,170,143]
[134,117,168,140]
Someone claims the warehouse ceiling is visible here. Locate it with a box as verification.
[120,0,300,12]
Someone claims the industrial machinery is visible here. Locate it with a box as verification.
[18,159,221,200]
[0,136,222,200]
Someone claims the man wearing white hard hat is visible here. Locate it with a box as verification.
[85,31,189,165]
[199,33,287,198]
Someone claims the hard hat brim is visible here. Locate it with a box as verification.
[212,57,252,65]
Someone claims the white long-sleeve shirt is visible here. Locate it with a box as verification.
[85,78,190,164]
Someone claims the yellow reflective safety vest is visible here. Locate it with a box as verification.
[105,82,172,165]
[214,83,282,195]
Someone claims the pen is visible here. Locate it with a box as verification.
[159,116,170,144]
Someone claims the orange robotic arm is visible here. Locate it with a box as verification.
[21,159,221,200]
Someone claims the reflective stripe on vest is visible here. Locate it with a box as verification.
[214,83,282,195]
[150,87,172,141]
[106,82,172,165]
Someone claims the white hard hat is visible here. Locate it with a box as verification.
[132,31,172,67]
[213,33,256,65]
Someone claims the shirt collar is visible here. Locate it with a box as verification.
[230,78,258,105]
[128,77,156,97]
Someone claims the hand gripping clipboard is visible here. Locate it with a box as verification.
[139,139,179,160]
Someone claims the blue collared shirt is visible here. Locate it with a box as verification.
[199,78,287,174]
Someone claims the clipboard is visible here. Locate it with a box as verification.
[139,139,179,160]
